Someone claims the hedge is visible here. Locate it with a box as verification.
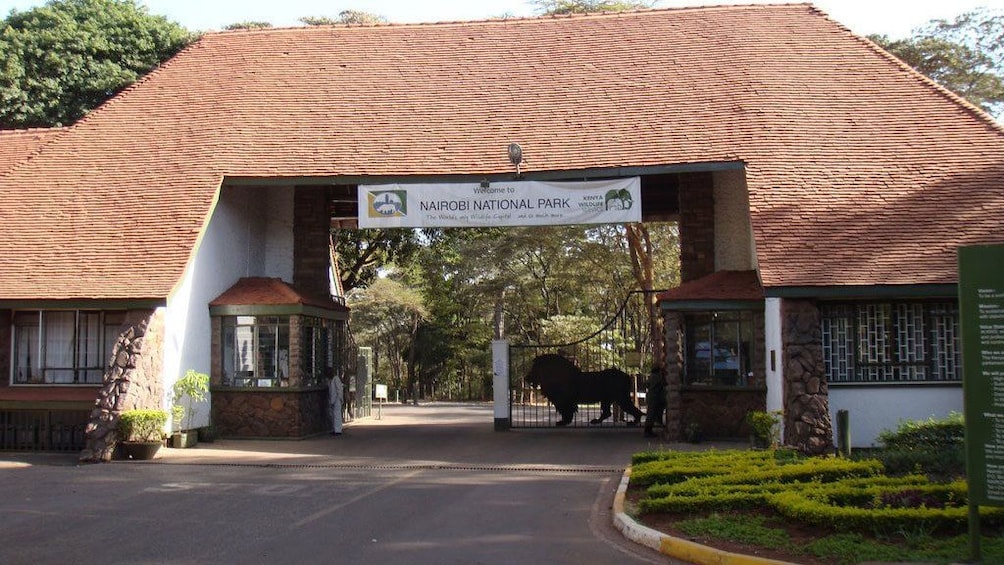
[631,449,1003,535]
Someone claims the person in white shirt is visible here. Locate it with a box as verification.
[328,374,344,436]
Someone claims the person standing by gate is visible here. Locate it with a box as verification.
[643,364,666,438]
[329,374,344,436]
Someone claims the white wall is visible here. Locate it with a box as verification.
[161,185,295,429]
[713,169,755,271]
[764,298,783,413]
[829,385,963,447]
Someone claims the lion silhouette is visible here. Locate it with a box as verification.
[525,353,644,426]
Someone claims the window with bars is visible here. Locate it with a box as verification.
[11,310,125,385]
[821,301,960,383]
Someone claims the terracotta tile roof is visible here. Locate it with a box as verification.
[658,270,763,303]
[1,4,1003,300]
[0,127,66,175]
[209,277,348,311]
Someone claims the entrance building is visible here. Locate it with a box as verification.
[1,5,1002,458]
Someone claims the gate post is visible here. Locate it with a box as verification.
[492,340,510,431]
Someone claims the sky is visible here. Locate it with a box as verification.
[0,0,1002,39]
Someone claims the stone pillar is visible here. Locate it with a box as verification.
[294,186,333,300]
[289,315,304,387]
[79,309,165,463]
[0,310,10,388]
[662,310,683,441]
[210,316,222,385]
[780,299,834,455]
[678,171,715,283]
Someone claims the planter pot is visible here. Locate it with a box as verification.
[197,427,216,443]
[170,431,198,449]
[122,441,162,460]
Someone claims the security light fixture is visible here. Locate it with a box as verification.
[508,143,523,176]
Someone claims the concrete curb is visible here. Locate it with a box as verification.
[612,469,797,565]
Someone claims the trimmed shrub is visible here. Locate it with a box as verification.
[630,448,1004,537]
[873,413,966,477]
[877,412,965,452]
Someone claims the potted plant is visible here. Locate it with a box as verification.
[170,370,209,448]
[746,409,782,449]
[118,409,168,460]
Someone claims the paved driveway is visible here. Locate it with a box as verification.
[0,403,712,564]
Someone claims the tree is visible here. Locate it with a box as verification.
[300,11,388,26]
[333,228,420,293]
[346,276,428,400]
[0,0,192,128]
[532,0,655,15]
[224,21,273,30]
[870,8,1004,116]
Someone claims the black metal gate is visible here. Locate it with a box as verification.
[509,290,665,428]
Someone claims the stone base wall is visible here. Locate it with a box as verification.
[681,389,766,439]
[663,311,683,441]
[80,309,165,462]
[212,387,327,438]
[781,299,834,455]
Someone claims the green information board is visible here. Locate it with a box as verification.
[959,244,1004,507]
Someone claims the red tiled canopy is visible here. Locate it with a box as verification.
[658,270,763,303]
[1,4,1002,300]
[210,277,347,312]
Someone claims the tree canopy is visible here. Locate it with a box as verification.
[870,8,1004,117]
[532,0,655,15]
[0,0,192,128]
[300,11,388,26]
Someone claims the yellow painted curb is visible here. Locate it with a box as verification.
[612,468,798,565]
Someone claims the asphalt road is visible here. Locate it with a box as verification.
[0,403,691,564]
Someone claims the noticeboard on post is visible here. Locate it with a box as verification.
[374,384,389,401]
[959,243,1004,507]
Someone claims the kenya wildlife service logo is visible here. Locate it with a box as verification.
[604,188,634,211]
[367,190,407,218]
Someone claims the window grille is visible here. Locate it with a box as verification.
[821,301,960,384]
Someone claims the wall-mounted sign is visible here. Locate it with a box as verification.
[358,178,641,228]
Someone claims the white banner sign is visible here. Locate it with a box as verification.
[357,178,641,228]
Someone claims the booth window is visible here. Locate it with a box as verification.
[821,301,959,383]
[222,316,290,387]
[12,310,125,385]
[683,310,755,386]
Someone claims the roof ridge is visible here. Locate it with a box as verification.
[0,126,68,136]
[68,32,206,131]
[0,126,69,178]
[861,34,1004,135]
[204,3,816,35]
[807,6,1004,137]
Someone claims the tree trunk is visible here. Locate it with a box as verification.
[626,224,664,364]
